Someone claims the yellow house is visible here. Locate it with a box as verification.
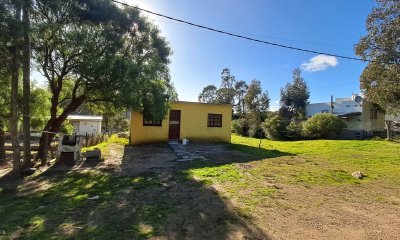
[130,101,232,145]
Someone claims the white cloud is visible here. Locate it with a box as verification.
[301,55,338,72]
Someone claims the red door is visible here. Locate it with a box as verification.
[168,110,181,140]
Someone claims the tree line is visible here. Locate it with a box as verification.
[199,0,400,140]
[198,68,270,137]
[0,0,175,172]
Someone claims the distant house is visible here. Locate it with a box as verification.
[306,94,386,138]
[130,101,232,145]
[67,115,103,136]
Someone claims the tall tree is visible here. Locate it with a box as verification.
[22,0,31,168]
[244,79,270,116]
[244,79,269,141]
[10,0,22,172]
[279,68,310,122]
[217,68,236,104]
[198,84,218,103]
[354,0,400,115]
[0,0,13,163]
[32,0,173,161]
[234,80,248,115]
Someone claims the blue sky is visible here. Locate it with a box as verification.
[32,0,375,110]
[123,0,376,110]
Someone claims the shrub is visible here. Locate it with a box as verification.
[248,122,264,138]
[302,113,346,139]
[262,115,286,140]
[286,120,303,140]
[231,118,249,136]
[60,120,74,135]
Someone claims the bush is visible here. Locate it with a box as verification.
[286,120,303,140]
[262,115,286,140]
[248,122,264,138]
[302,113,346,139]
[232,118,249,136]
[60,120,74,135]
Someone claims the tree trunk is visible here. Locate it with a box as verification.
[0,120,5,162]
[36,97,85,163]
[22,1,31,168]
[10,1,22,173]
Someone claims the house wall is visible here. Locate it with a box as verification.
[71,120,102,136]
[342,117,363,131]
[361,100,386,131]
[130,111,170,144]
[130,102,232,145]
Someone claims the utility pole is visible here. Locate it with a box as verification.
[22,0,31,168]
[11,0,22,173]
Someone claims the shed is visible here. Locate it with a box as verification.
[67,115,103,136]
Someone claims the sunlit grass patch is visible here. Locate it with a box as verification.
[230,134,400,185]
[81,134,129,157]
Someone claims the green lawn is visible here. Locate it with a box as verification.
[229,135,400,185]
[1,135,399,239]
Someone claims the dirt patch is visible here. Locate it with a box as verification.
[253,183,400,240]
[187,143,255,163]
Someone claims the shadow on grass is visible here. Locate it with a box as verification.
[0,142,287,239]
[226,142,295,159]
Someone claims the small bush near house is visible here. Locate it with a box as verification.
[286,120,303,140]
[232,118,249,136]
[302,113,346,139]
[262,115,286,140]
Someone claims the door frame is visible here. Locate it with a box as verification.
[168,110,181,140]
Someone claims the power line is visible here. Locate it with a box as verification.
[111,0,374,63]
[151,17,352,50]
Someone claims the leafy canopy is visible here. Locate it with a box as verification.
[31,0,174,123]
[355,0,400,114]
[279,68,310,121]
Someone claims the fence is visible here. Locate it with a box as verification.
[81,133,109,147]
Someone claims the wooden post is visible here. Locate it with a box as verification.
[386,121,393,140]
[41,132,48,165]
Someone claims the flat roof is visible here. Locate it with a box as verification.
[336,112,362,118]
[173,101,232,107]
[67,115,103,121]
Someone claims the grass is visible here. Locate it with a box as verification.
[181,135,400,212]
[1,134,400,239]
[0,172,174,239]
[81,134,129,158]
[229,134,400,185]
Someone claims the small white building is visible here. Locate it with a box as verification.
[67,115,103,136]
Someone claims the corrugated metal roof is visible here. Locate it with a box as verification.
[67,115,103,121]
